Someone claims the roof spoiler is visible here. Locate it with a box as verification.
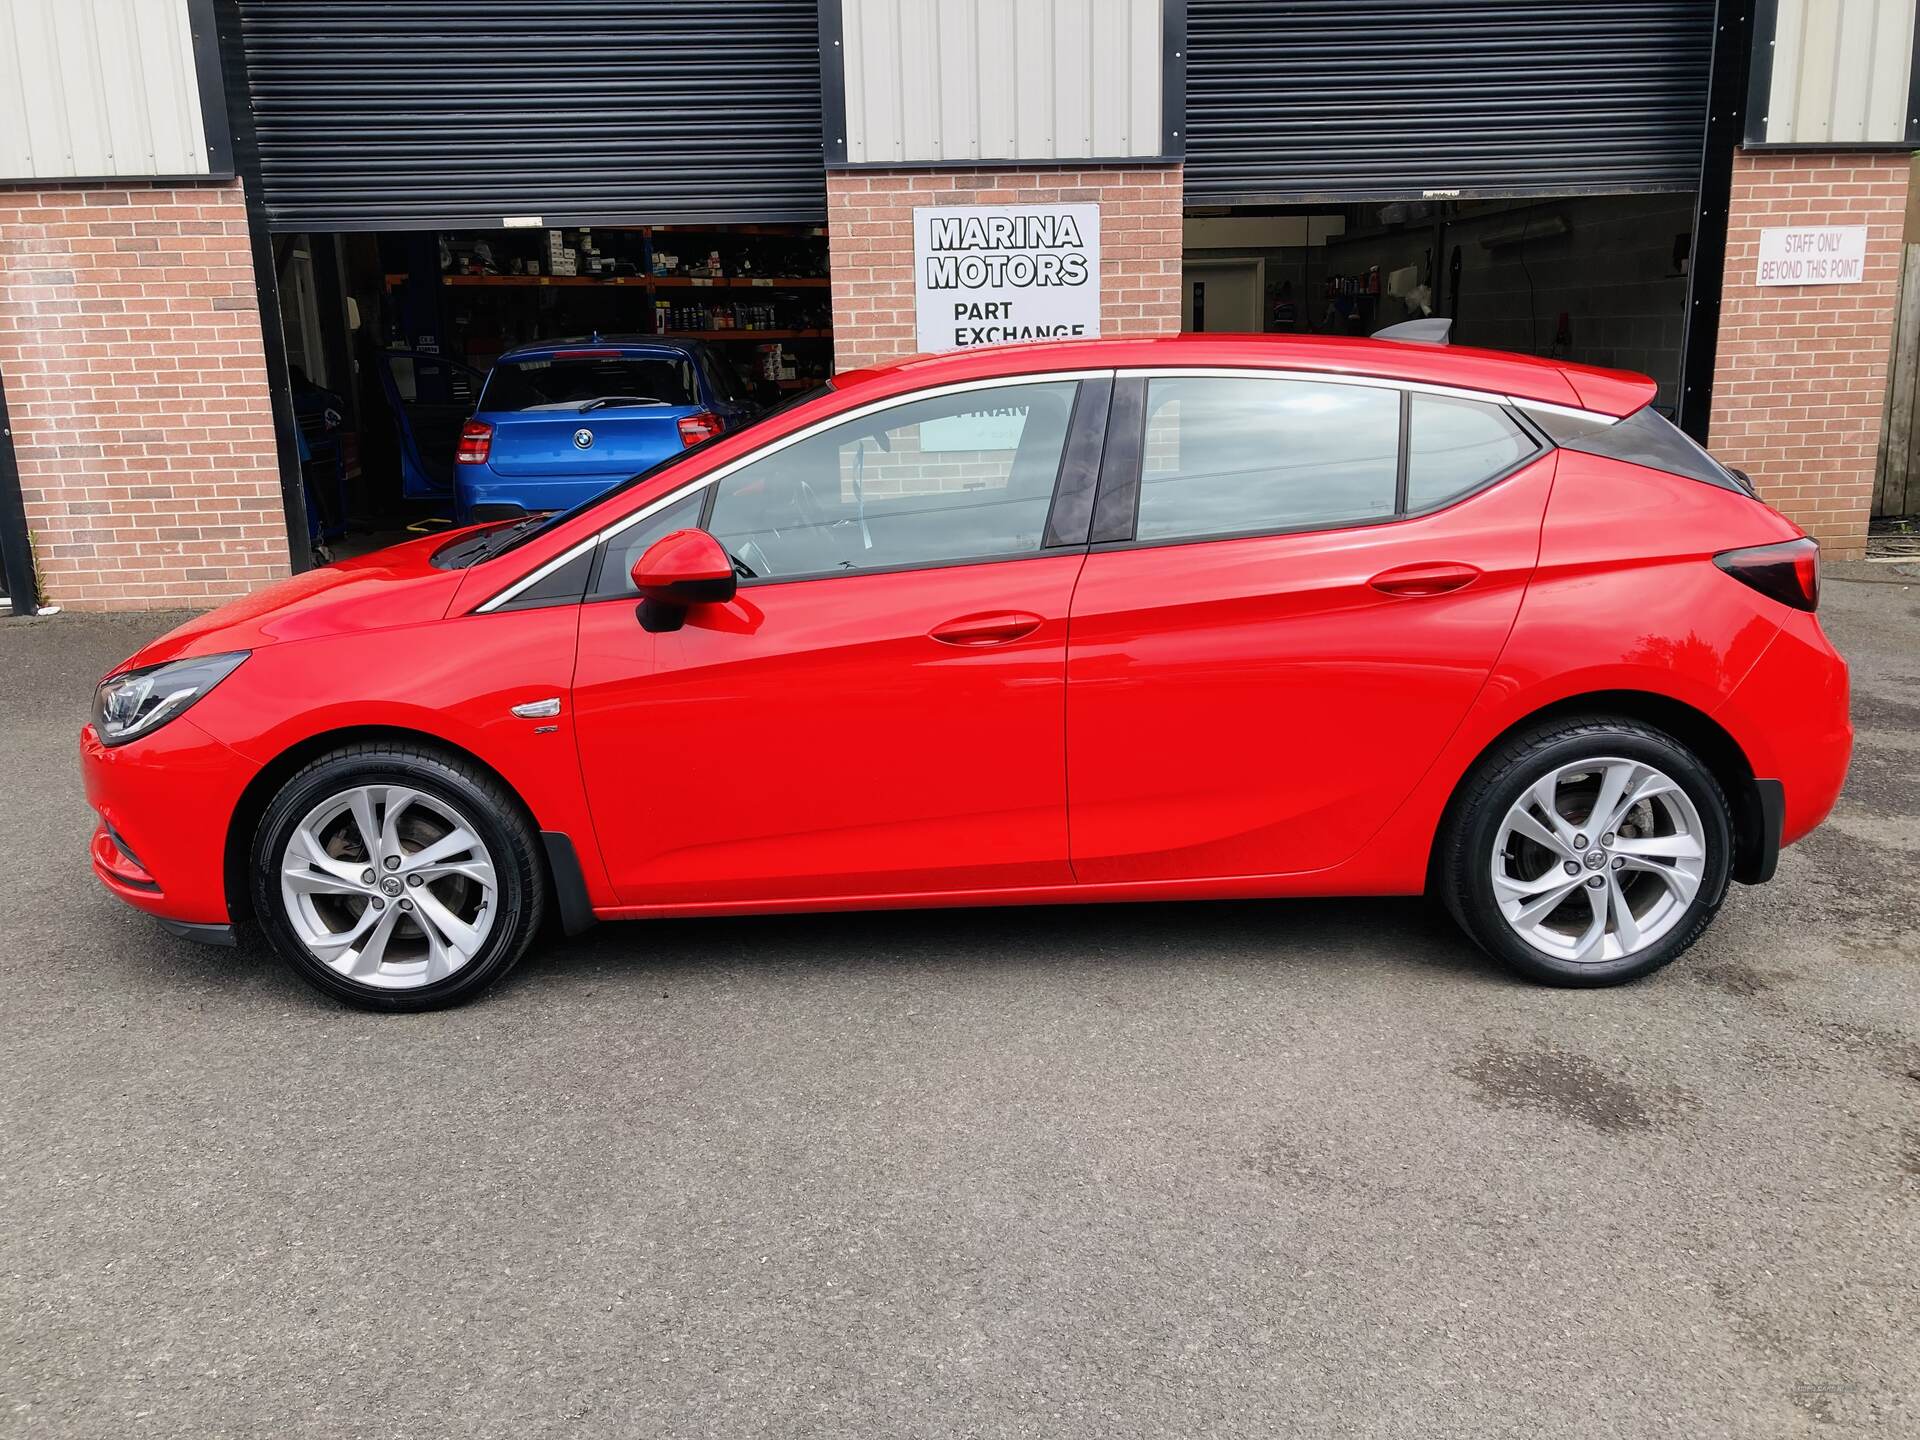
[1372,317,1453,345]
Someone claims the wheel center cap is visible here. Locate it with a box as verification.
[380,875,404,896]
[1583,849,1608,871]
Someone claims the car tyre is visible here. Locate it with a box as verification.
[251,742,546,1011]
[1438,717,1733,986]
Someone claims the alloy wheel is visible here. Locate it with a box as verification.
[279,784,499,990]
[1490,755,1706,965]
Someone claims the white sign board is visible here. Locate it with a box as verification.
[913,203,1101,354]
[1756,226,1868,286]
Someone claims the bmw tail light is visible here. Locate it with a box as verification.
[456,420,493,464]
[677,412,723,448]
[1714,537,1819,612]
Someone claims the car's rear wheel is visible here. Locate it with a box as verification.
[1439,718,1732,985]
[251,743,545,1011]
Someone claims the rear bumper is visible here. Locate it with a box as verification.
[80,718,254,926]
[454,461,648,526]
[1716,609,1852,855]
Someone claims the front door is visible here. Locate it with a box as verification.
[1066,373,1555,884]
[572,376,1099,908]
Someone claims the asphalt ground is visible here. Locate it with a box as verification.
[2,567,1916,1438]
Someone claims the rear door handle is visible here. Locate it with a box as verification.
[929,611,1045,646]
[1369,562,1480,597]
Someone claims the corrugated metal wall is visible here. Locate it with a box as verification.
[0,0,214,181]
[1761,0,1915,144]
[839,0,1163,164]
[1185,0,1717,202]
[234,0,826,231]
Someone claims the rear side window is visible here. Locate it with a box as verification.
[1137,376,1399,542]
[1406,393,1538,510]
[483,355,695,412]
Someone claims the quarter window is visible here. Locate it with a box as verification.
[592,492,705,598]
[706,381,1079,580]
[1136,377,1400,543]
[1405,393,1537,509]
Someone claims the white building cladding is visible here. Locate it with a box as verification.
[1754,0,1917,145]
[0,0,227,181]
[832,0,1169,164]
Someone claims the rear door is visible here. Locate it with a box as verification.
[1065,372,1555,883]
[571,374,1110,908]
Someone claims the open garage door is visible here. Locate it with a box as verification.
[232,0,827,231]
[1184,0,1717,203]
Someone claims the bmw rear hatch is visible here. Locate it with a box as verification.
[478,348,709,478]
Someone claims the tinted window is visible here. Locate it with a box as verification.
[1136,377,1399,542]
[1549,404,1752,495]
[706,381,1078,580]
[593,492,706,598]
[483,356,695,412]
[1406,394,1537,509]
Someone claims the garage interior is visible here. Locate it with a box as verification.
[1180,193,1698,413]
[1180,0,1718,422]
[230,0,829,564]
[273,221,833,560]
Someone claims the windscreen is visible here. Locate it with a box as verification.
[481,355,695,412]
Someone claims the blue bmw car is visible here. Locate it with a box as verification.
[454,337,758,523]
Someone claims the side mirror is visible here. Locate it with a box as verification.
[631,529,736,632]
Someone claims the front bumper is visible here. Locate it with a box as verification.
[80,717,255,926]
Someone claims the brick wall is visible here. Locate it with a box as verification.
[826,165,1183,373]
[0,181,289,610]
[1710,150,1911,559]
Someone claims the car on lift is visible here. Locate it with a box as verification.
[80,333,1850,1011]
[452,337,757,525]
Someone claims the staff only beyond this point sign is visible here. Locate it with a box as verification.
[913,203,1101,353]
[1755,225,1868,286]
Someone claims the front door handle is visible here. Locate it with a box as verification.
[929,611,1045,646]
[1369,562,1481,597]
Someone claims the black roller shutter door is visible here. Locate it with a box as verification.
[233,1,825,231]
[1185,1,1716,203]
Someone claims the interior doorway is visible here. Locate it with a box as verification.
[1183,259,1265,333]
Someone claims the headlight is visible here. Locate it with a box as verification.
[92,651,248,747]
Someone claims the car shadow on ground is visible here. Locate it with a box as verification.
[111,893,1507,1011]
[511,894,1508,1000]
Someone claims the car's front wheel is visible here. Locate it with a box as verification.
[1439,718,1733,985]
[251,743,545,1010]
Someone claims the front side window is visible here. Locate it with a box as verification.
[593,492,706,598]
[1406,393,1537,510]
[706,381,1079,580]
[1136,377,1400,543]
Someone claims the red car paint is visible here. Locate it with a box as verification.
[81,334,1851,933]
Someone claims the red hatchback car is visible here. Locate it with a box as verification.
[81,335,1851,1010]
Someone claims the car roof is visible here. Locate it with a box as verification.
[831,333,1657,416]
[495,335,708,362]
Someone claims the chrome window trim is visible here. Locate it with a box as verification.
[1510,397,1622,426]
[475,368,1115,612]
[1115,365,1621,426]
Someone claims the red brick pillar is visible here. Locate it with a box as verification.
[0,181,291,610]
[826,165,1184,374]
[1709,151,1912,559]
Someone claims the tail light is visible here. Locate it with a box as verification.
[677,412,723,448]
[1714,537,1819,612]
[456,419,493,465]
